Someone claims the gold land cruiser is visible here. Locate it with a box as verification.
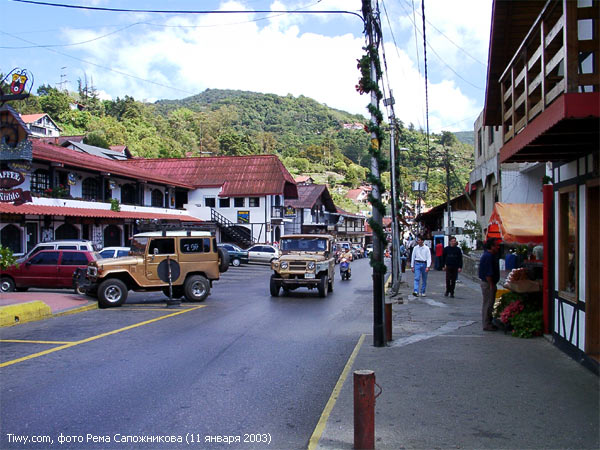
[85,231,229,308]
[269,234,335,297]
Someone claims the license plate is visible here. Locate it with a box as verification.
[305,273,315,279]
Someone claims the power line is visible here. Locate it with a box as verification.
[11,0,364,22]
[0,29,196,95]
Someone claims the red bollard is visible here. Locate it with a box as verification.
[354,370,375,450]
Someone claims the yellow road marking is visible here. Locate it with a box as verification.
[307,333,366,450]
[0,305,205,368]
[0,339,74,344]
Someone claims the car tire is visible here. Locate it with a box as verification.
[231,258,241,267]
[184,275,210,302]
[1,277,15,293]
[218,248,230,273]
[74,283,86,295]
[97,279,128,308]
[270,276,280,297]
[318,275,328,298]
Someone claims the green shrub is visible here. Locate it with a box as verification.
[511,310,543,338]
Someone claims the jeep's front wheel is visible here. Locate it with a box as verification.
[318,275,328,298]
[184,275,210,302]
[270,276,280,297]
[98,279,128,308]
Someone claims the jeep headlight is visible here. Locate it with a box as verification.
[87,266,98,277]
[307,262,315,270]
[280,261,288,269]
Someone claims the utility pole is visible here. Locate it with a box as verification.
[363,0,385,347]
[445,145,452,235]
[384,95,401,292]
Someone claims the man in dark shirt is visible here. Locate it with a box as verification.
[442,236,463,298]
[479,237,501,331]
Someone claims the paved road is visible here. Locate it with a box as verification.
[0,259,373,449]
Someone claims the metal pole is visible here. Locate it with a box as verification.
[364,0,385,348]
[388,112,400,291]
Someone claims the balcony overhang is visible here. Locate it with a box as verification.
[499,92,599,164]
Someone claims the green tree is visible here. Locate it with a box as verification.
[39,87,71,119]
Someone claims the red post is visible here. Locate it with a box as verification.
[354,370,375,450]
[385,301,392,342]
[542,184,553,334]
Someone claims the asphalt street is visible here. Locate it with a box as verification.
[0,259,374,449]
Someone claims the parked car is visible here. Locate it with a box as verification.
[246,244,280,263]
[17,239,98,263]
[1,250,98,293]
[218,243,249,267]
[99,247,130,259]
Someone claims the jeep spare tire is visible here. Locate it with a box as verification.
[97,279,128,308]
[184,275,210,302]
[218,248,230,273]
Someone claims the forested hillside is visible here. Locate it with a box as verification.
[5,82,473,210]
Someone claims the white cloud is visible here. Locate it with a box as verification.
[59,0,489,132]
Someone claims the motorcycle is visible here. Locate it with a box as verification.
[340,258,351,280]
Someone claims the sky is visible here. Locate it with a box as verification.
[1,0,493,133]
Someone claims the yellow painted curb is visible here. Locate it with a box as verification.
[0,301,52,327]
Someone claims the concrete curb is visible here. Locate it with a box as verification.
[0,301,98,327]
[0,301,52,327]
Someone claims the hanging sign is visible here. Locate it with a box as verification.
[0,68,34,105]
[0,170,25,189]
[237,210,250,224]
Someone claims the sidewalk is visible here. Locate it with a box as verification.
[0,290,96,327]
[315,268,599,449]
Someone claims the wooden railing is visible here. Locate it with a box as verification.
[499,0,599,144]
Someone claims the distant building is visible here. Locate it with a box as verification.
[20,113,61,137]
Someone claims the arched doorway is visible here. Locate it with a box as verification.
[274,226,281,242]
[55,223,79,240]
[104,225,121,247]
[1,224,22,254]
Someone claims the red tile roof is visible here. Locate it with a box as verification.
[285,184,336,211]
[0,203,200,221]
[32,141,191,188]
[20,113,46,123]
[124,155,298,198]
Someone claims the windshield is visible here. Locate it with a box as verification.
[281,238,328,252]
[129,237,148,256]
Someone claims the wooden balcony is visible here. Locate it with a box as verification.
[499,0,599,145]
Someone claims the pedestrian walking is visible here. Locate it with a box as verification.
[435,241,444,270]
[479,237,501,331]
[442,236,463,297]
[399,241,407,273]
[410,235,431,297]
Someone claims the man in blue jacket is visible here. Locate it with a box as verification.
[479,238,501,331]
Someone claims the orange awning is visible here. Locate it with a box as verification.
[486,203,543,245]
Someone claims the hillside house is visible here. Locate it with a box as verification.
[20,113,61,138]
[483,0,599,372]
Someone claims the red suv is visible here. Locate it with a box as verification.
[0,250,98,293]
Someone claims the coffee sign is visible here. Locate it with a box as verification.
[0,170,25,189]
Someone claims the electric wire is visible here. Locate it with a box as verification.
[421,0,433,204]
[10,0,364,22]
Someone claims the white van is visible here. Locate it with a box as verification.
[17,240,98,263]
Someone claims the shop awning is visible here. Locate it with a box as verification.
[0,203,201,222]
[486,202,543,245]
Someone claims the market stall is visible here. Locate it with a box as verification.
[487,203,545,336]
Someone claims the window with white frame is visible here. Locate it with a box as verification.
[205,197,216,208]
[234,197,245,207]
[249,197,259,207]
[219,198,230,208]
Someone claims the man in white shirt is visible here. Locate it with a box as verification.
[410,235,432,297]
